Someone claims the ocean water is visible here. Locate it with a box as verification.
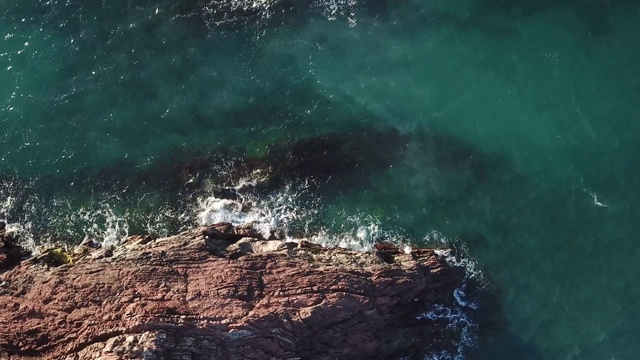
[2,0,640,358]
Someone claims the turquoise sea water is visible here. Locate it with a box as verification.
[2,0,640,358]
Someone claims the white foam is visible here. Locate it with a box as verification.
[202,0,276,27]
[429,232,484,283]
[313,0,358,25]
[0,180,36,251]
[403,244,412,254]
[417,304,477,360]
[197,178,318,240]
[2,185,193,250]
[0,221,35,250]
[423,232,485,359]
[199,197,249,225]
[1,195,15,214]
[1,180,19,215]
[583,188,609,208]
[62,202,130,248]
[201,0,359,28]
[315,230,374,251]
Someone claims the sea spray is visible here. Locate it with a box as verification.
[50,197,194,247]
[312,212,412,251]
[0,179,36,250]
[314,0,358,25]
[195,166,411,249]
[0,178,188,250]
[197,178,320,239]
[70,203,129,248]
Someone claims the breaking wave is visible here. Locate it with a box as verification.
[195,166,413,250]
[0,179,36,250]
[0,180,191,251]
[198,180,320,239]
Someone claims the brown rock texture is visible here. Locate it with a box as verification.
[0,223,467,360]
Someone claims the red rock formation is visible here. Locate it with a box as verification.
[0,223,467,359]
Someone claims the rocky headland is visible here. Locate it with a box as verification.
[0,222,471,359]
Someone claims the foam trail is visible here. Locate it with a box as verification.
[583,188,609,208]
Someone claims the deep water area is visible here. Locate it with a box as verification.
[2,0,640,358]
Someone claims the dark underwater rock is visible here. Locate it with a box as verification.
[0,223,469,359]
[51,123,501,200]
[69,126,409,198]
[5,125,506,245]
[266,127,409,186]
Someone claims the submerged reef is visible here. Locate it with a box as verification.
[0,123,509,258]
[0,222,475,359]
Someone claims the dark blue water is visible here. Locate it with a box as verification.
[2,0,640,358]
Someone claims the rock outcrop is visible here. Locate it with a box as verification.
[0,222,30,272]
[0,223,468,359]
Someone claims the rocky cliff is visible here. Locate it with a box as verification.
[0,222,469,359]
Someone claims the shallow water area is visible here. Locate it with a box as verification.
[2,0,640,359]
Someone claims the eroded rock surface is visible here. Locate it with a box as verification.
[0,223,467,359]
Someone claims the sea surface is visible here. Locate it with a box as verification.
[2,0,640,358]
